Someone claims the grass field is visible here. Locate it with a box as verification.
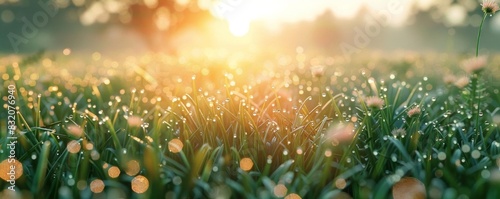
[0,48,499,199]
[1,1,500,199]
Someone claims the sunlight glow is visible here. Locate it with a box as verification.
[90,179,105,193]
[143,0,158,8]
[67,140,82,154]
[131,175,150,194]
[211,0,420,34]
[212,0,278,36]
[239,157,254,171]
[285,193,302,199]
[0,159,23,181]
[446,4,467,26]
[228,18,250,37]
[168,139,184,153]
[155,7,171,31]
[125,160,141,176]
[108,166,121,178]
[274,184,288,198]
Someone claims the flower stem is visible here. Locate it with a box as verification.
[476,14,487,57]
[472,13,487,139]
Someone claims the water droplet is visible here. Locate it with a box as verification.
[438,152,446,160]
[481,170,490,179]
[391,154,397,162]
[462,145,471,153]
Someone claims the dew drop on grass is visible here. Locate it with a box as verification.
[391,154,397,162]
[481,170,491,179]
[59,186,71,196]
[173,176,182,185]
[462,145,471,153]
[437,152,446,161]
[493,141,500,148]
[67,178,75,186]
[91,150,100,160]
[296,147,303,155]
[471,150,481,159]
[324,150,332,157]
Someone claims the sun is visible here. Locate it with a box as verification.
[228,18,250,37]
[210,0,278,37]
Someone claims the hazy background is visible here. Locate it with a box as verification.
[1,0,499,56]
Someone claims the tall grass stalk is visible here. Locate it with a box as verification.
[476,14,487,57]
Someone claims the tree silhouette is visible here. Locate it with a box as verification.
[125,0,214,51]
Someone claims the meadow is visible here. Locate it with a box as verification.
[0,47,499,199]
[2,1,500,198]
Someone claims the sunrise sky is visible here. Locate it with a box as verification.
[213,0,438,36]
[224,1,442,22]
